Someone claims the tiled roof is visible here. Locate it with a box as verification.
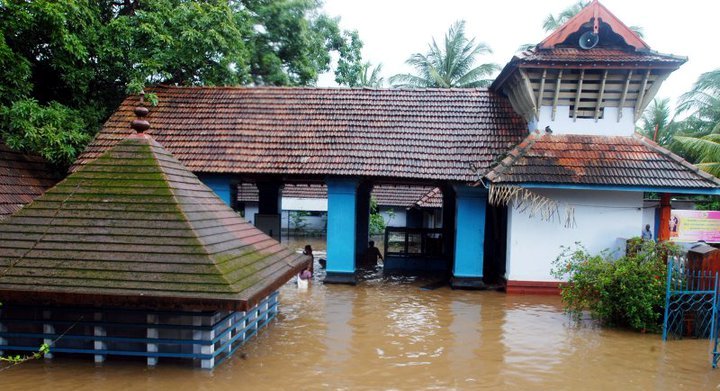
[415,187,443,208]
[74,86,527,182]
[374,186,437,207]
[0,134,308,311]
[517,47,686,64]
[484,133,720,189]
[237,183,439,208]
[0,144,60,220]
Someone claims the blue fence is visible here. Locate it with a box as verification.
[662,257,720,367]
[0,291,279,369]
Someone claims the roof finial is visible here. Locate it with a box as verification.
[131,91,151,133]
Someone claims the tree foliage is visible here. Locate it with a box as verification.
[552,240,679,332]
[389,20,499,88]
[369,197,385,235]
[636,98,677,146]
[0,0,363,166]
[670,69,720,177]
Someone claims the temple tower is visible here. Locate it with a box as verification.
[491,0,686,136]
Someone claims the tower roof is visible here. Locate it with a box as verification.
[538,0,649,51]
[490,1,686,123]
[0,133,308,311]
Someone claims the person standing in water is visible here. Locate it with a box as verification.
[303,244,314,274]
[365,240,384,268]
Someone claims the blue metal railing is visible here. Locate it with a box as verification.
[662,257,720,368]
[0,291,279,368]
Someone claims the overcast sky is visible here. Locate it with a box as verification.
[317,0,718,112]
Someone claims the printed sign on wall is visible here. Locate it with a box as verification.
[670,210,720,243]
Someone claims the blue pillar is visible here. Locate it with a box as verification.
[451,185,487,289]
[325,177,360,284]
[198,174,234,207]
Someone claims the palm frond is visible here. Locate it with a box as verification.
[673,135,720,163]
[389,19,496,88]
[696,162,720,178]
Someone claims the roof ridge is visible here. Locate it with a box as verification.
[633,132,720,186]
[151,84,491,93]
[483,133,539,183]
[149,139,235,288]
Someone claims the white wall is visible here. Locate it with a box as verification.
[506,189,644,282]
[529,106,636,136]
[282,197,327,211]
[244,203,259,225]
[379,206,406,227]
[283,210,326,231]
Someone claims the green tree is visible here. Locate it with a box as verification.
[389,20,499,88]
[673,134,720,177]
[357,63,384,88]
[369,197,386,235]
[636,98,676,146]
[672,69,720,177]
[552,240,679,332]
[676,69,720,136]
[0,0,364,166]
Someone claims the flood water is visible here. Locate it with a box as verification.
[3,237,720,390]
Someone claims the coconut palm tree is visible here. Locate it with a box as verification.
[389,20,499,88]
[542,1,590,32]
[676,69,720,136]
[358,62,384,88]
[672,69,720,177]
[673,134,720,177]
[637,98,676,146]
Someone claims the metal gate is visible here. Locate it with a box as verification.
[662,256,720,367]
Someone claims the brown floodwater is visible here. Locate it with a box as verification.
[2,237,720,390]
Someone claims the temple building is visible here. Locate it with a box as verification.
[69,1,720,292]
[2,1,717,304]
[0,109,308,368]
[487,0,720,293]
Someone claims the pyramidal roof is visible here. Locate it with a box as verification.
[0,133,308,311]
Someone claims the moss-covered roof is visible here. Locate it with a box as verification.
[0,134,308,310]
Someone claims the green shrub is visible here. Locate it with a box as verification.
[551,239,680,332]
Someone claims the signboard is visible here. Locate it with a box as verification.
[670,209,720,243]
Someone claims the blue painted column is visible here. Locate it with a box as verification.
[198,174,234,207]
[451,185,488,289]
[325,177,360,284]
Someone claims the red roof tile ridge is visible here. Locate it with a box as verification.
[151,84,491,93]
[633,132,720,187]
[414,187,442,208]
[483,132,539,183]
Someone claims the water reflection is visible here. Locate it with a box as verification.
[3,237,720,389]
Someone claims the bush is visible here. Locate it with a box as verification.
[551,239,680,332]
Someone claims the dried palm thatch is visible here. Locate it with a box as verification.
[488,184,576,228]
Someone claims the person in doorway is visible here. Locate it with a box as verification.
[303,244,314,273]
[365,240,384,268]
[641,224,653,240]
